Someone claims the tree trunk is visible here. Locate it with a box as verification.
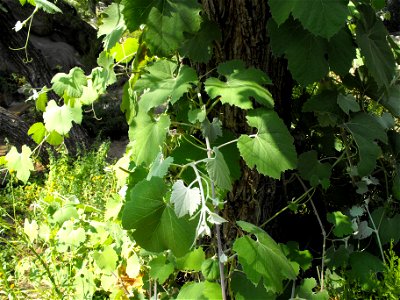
[201,0,294,239]
[0,2,89,153]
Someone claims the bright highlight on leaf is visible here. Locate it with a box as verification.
[171,180,201,217]
[135,60,197,112]
[327,211,354,238]
[98,3,127,50]
[43,100,83,135]
[51,67,87,98]
[5,145,34,184]
[237,109,297,179]
[205,60,274,109]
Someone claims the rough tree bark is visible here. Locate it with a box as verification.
[201,0,294,238]
[0,1,89,155]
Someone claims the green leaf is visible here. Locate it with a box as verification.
[122,0,202,56]
[176,247,205,272]
[326,244,350,268]
[35,89,48,112]
[94,245,119,273]
[268,0,294,26]
[5,146,34,184]
[281,241,313,273]
[337,93,360,115]
[188,106,206,124]
[231,271,275,300]
[356,5,396,88]
[298,150,332,189]
[56,220,86,252]
[349,251,384,290]
[327,211,354,238]
[382,85,400,117]
[74,268,96,300]
[344,112,387,176]
[95,51,117,90]
[98,3,126,50]
[205,60,274,109]
[24,219,38,243]
[170,179,201,217]
[43,100,82,135]
[51,204,79,225]
[268,18,329,85]
[328,27,357,76]
[35,0,62,14]
[291,0,348,39]
[206,147,231,191]
[110,37,139,64]
[149,255,174,284]
[371,207,400,245]
[201,258,219,281]
[295,278,329,300]
[51,67,87,98]
[147,153,173,180]
[181,19,221,63]
[126,253,141,278]
[237,109,297,179]
[177,281,222,300]
[28,122,46,144]
[233,221,296,293]
[129,112,171,166]
[135,60,197,112]
[302,90,343,127]
[76,80,99,105]
[201,118,222,142]
[46,131,63,146]
[121,178,197,257]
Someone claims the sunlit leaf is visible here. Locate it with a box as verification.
[5,145,34,184]
[149,255,174,284]
[51,67,87,98]
[177,281,222,300]
[43,100,82,135]
[205,60,273,109]
[98,3,126,50]
[327,211,353,238]
[176,247,205,272]
[122,178,197,257]
[170,179,201,217]
[28,122,46,144]
[56,220,86,252]
[94,245,119,273]
[237,109,297,179]
[35,0,62,14]
[110,37,139,63]
[129,112,170,166]
[135,60,197,112]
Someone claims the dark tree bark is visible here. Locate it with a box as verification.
[0,1,90,154]
[201,0,294,238]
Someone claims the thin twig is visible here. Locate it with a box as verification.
[205,136,227,300]
[296,174,327,291]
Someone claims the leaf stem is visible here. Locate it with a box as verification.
[296,174,326,291]
[205,136,227,300]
